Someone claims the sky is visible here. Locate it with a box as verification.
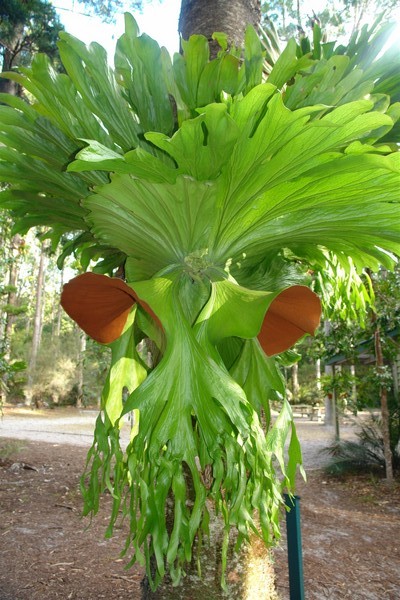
[51,0,181,56]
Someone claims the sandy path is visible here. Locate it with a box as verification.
[0,407,358,468]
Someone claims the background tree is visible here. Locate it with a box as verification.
[261,0,399,40]
[0,0,64,94]
[73,0,142,22]
[25,238,48,405]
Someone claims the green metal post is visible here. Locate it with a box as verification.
[284,494,305,600]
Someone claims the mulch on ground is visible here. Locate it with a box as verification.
[1,437,399,599]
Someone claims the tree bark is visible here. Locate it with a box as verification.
[0,23,25,96]
[141,509,278,600]
[54,268,64,339]
[2,235,23,359]
[26,241,47,405]
[316,357,321,394]
[296,0,301,25]
[367,268,394,483]
[179,0,261,54]
[281,0,286,33]
[292,362,299,401]
[374,324,394,483]
[350,363,357,408]
[76,330,86,408]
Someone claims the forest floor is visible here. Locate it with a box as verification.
[0,406,399,600]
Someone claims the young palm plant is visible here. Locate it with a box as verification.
[0,14,399,589]
[323,410,400,475]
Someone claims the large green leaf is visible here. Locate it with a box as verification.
[230,339,286,420]
[83,174,218,280]
[57,32,142,151]
[2,53,115,147]
[115,13,174,135]
[101,307,147,425]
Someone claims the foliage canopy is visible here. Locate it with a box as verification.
[0,0,64,71]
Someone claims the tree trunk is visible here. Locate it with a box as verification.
[26,241,47,405]
[323,320,335,426]
[0,48,20,95]
[324,364,334,426]
[142,508,278,600]
[392,357,399,404]
[316,358,322,399]
[350,363,357,408]
[76,330,86,408]
[54,268,64,339]
[292,362,299,401]
[367,268,394,483]
[374,325,394,483]
[0,23,25,96]
[333,365,340,441]
[179,0,261,55]
[296,0,301,26]
[281,0,286,34]
[2,235,23,359]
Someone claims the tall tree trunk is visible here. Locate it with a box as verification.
[316,357,321,393]
[76,330,86,408]
[373,323,394,483]
[296,0,301,25]
[26,241,47,405]
[367,268,394,483]
[54,268,64,339]
[350,363,357,408]
[292,362,299,401]
[281,0,286,34]
[323,320,335,426]
[333,365,341,441]
[2,235,22,358]
[392,357,399,404]
[0,23,24,96]
[179,0,261,55]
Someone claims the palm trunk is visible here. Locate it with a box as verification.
[179,0,261,56]
[142,509,278,599]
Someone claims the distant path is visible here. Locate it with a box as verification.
[0,407,358,469]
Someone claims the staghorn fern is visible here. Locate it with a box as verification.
[0,13,399,589]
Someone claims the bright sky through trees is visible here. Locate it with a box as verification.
[51,0,400,60]
[51,0,181,55]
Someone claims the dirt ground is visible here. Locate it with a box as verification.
[0,407,399,600]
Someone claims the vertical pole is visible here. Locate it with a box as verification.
[284,494,305,600]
